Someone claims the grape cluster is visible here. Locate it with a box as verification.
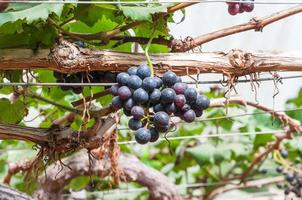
[227,0,254,16]
[53,71,117,94]
[110,64,210,145]
[275,149,302,197]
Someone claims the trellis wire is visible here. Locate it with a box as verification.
[1,74,302,87]
[117,107,302,131]
[3,0,302,4]
[117,129,284,144]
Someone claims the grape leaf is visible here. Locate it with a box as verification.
[0,4,64,26]
[0,98,27,124]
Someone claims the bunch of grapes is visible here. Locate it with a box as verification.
[53,71,117,94]
[227,0,254,16]
[275,149,302,197]
[110,64,210,145]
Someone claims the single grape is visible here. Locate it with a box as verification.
[194,95,210,110]
[160,88,176,104]
[131,106,145,120]
[176,76,182,83]
[184,88,198,103]
[194,109,203,117]
[123,108,132,117]
[116,72,129,86]
[228,3,240,15]
[276,166,283,173]
[242,2,254,12]
[153,103,164,113]
[124,98,136,111]
[118,86,132,100]
[284,188,290,195]
[286,172,296,182]
[155,125,170,133]
[149,128,160,142]
[74,41,86,48]
[165,103,176,114]
[133,88,149,104]
[280,149,288,158]
[154,111,170,127]
[183,109,196,123]
[128,66,138,75]
[137,64,151,79]
[181,104,191,113]
[135,128,151,144]
[53,71,64,80]
[142,77,157,92]
[110,84,119,96]
[238,3,244,13]
[72,87,83,94]
[162,71,178,87]
[259,169,268,174]
[174,94,186,108]
[128,118,143,130]
[172,82,188,94]
[150,89,161,104]
[112,96,123,110]
[127,75,142,90]
[153,76,163,88]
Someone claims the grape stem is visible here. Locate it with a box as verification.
[145,27,156,78]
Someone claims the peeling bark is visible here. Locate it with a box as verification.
[1,42,302,76]
[34,151,181,200]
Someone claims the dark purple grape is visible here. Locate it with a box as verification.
[276,166,283,173]
[286,172,296,182]
[137,64,151,79]
[142,77,157,92]
[61,86,71,91]
[174,109,182,117]
[150,128,160,142]
[174,94,186,108]
[110,84,119,96]
[112,96,123,110]
[133,88,149,104]
[172,82,188,95]
[135,128,151,144]
[284,188,290,195]
[128,118,143,130]
[184,88,198,103]
[194,95,210,110]
[118,86,132,100]
[228,3,240,15]
[127,66,138,75]
[155,125,170,133]
[165,103,176,114]
[153,76,163,88]
[74,41,86,48]
[72,87,83,94]
[123,108,132,116]
[53,71,64,80]
[181,104,191,113]
[150,89,161,104]
[124,98,136,111]
[127,75,142,90]
[183,109,196,123]
[160,88,176,104]
[280,149,288,158]
[154,111,170,127]
[176,76,182,83]
[242,2,254,12]
[238,3,244,13]
[162,71,178,87]
[153,103,164,113]
[131,106,145,120]
[194,109,203,117]
[116,72,129,86]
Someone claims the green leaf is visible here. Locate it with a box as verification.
[0,98,27,124]
[253,133,275,150]
[0,4,64,26]
[186,144,215,165]
[120,4,169,22]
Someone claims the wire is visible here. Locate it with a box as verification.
[1,74,302,87]
[117,129,284,144]
[3,0,302,4]
[117,107,302,131]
